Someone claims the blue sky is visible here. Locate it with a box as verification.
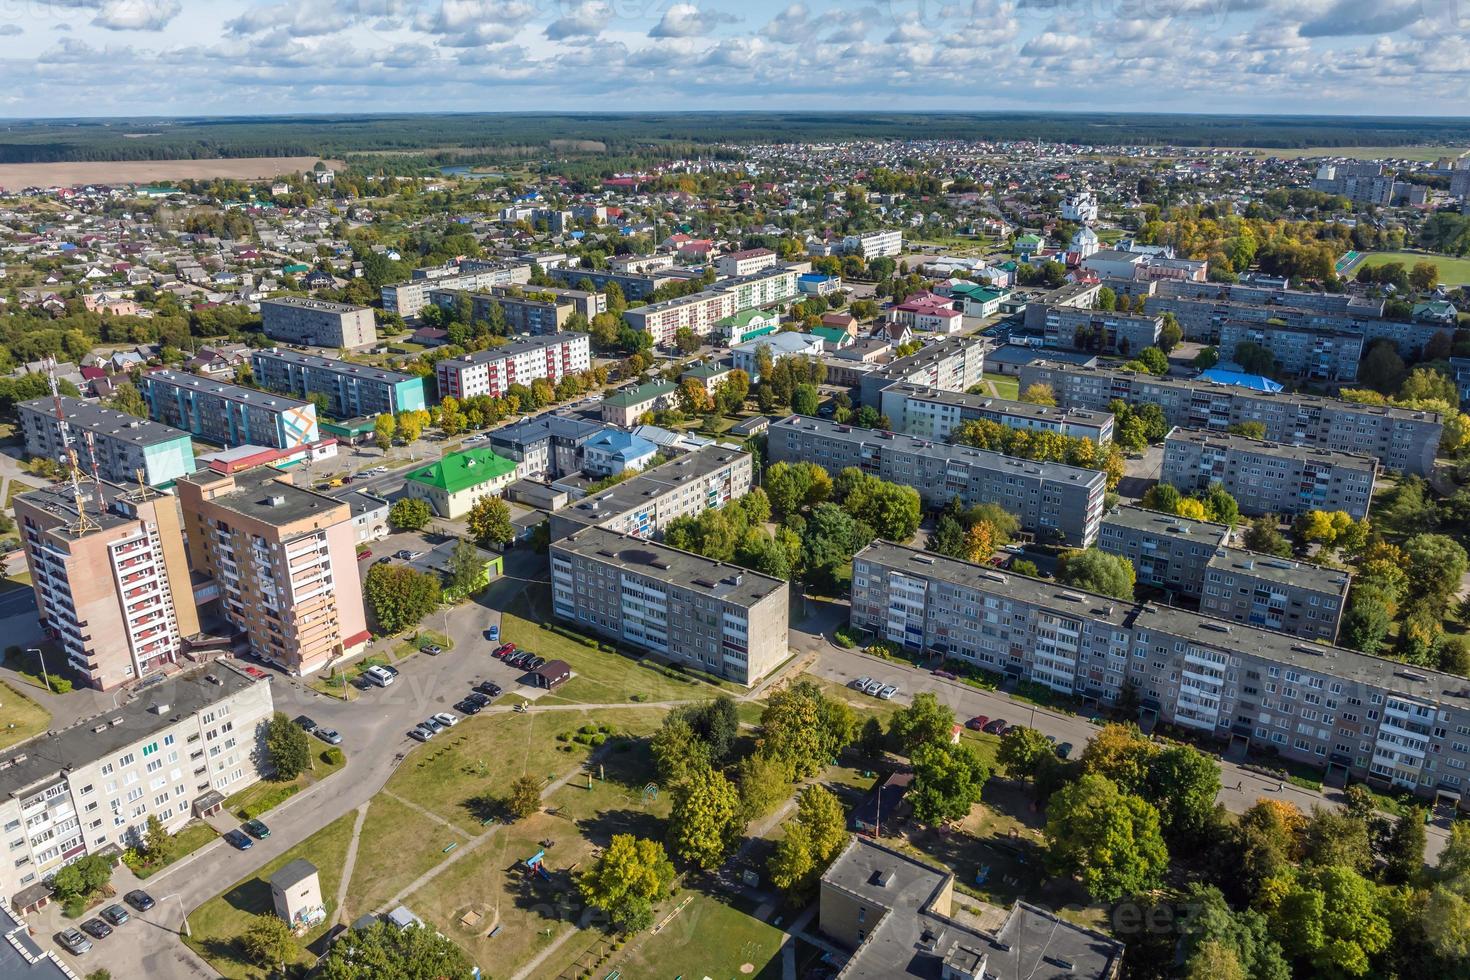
[0,0,1466,118]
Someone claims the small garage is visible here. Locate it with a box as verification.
[531,660,571,690]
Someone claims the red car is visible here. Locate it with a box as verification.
[493,643,516,659]
[242,665,268,680]
[932,669,957,680]
[966,715,989,731]
[357,548,372,561]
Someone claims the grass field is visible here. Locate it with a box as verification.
[1352,250,1470,285]
[1219,146,1467,162]
[612,890,785,979]
[185,812,357,979]
[0,681,49,750]
[129,821,219,880]
[340,793,467,921]
[223,748,346,821]
[980,373,1021,400]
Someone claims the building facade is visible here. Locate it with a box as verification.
[489,413,608,481]
[0,664,273,902]
[15,481,199,691]
[433,333,591,401]
[403,448,519,518]
[1024,304,1163,356]
[250,349,428,419]
[550,526,788,686]
[769,415,1106,546]
[858,336,988,407]
[1216,320,1363,382]
[380,262,531,318]
[176,467,369,676]
[260,297,377,349]
[878,382,1115,444]
[1201,549,1349,643]
[1161,427,1378,520]
[18,396,196,487]
[1097,505,1230,598]
[141,372,320,450]
[1018,361,1442,475]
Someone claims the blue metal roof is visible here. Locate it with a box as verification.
[1197,368,1284,392]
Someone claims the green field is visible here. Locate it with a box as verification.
[0,682,49,750]
[1353,251,1470,285]
[1224,146,1467,162]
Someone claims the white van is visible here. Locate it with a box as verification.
[364,665,395,687]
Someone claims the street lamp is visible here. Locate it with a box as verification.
[24,648,51,694]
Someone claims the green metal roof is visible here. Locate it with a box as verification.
[407,448,518,493]
[602,381,676,408]
[811,327,849,345]
[715,308,775,328]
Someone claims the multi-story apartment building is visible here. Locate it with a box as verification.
[433,333,591,400]
[549,445,753,541]
[851,540,1470,804]
[381,261,531,317]
[260,297,377,349]
[0,663,273,902]
[1018,361,1442,475]
[550,526,788,686]
[1216,320,1362,382]
[715,248,777,278]
[546,265,686,301]
[623,289,738,347]
[1023,304,1162,356]
[1201,548,1349,643]
[176,467,369,676]
[769,415,1105,546]
[858,335,988,407]
[1161,427,1377,520]
[490,413,609,480]
[250,348,428,419]
[1097,505,1230,597]
[15,480,199,691]
[878,382,1114,444]
[18,396,195,487]
[430,285,594,336]
[1097,505,1348,642]
[140,372,320,450]
[718,266,798,312]
[842,230,903,258]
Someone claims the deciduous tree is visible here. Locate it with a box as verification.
[266,711,311,781]
[577,834,675,932]
[1045,774,1168,901]
[668,765,742,869]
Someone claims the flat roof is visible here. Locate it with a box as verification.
[1100,504,1231,548]
[143,370,312,411]
[438,332,588,367]
[271,857,318,890]
[252,348,418,385]
[261,296,369,314]
[15,478,171,541]
[19,395,191,447]
[0,663,261,800]
[561,444,748,525]
[1165,426,1379,470]
[327,487,389,519]
[1207,547,1351,594]
[406,447,518,493]
[553,525,783,608]
[868,334,988,382]
[186,467,349,526]
[881,382,1114,426]
[491,412,606,448]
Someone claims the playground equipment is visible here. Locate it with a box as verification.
[641,782,659,804]
[524,850,552,882]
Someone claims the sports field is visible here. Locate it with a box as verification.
[1348,251,1470,285]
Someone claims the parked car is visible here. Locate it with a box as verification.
[396,549,414,559]
[432,712,459,728]
[80,918,112,940]
[422,717,446,734]
[983,718,1008,734]
[422,644,444,656]
[486,625,500,642]
[493,643,515,659]
[475,681,502,698]
[851,676,872,691]
[55,929,92,955]
[363,665,395,688]
[375,556,392,565]
[124,891,155,912]
[455,700,483,715]
[226,829,254,850]
[244,819,271,839]
[357,548,372,560]
[526,656,546,671]
[877,685,898,700]
[862,679,885,695]
[408,727,432,742]
[99,904,129,927]
[509,652,532,668]
[966,715,989,731]
[294,716,318,733]
[381,664,400,678]
[932,669,957,680]
[1056,742,1074,759]
[314,728,342,745]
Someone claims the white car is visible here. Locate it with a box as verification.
[432,712,460,727]
[878,685,898,700]
[863,679,885,696]
[851,676,872,691]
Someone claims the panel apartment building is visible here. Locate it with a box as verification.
[857,335,989,407]
[622,266,799,347]
[547,265,688,301]
[434,332,591,400]
[0,663,273,903]
[18,396,196,487]
[141,371,320,450]
[768,415,1105,547]
[852,540,1470,803]
[260,297,377,350]
[1023,303,1162,356]
[490,413,609,481]
[1216,320,1362,382]
[550,526,788,687]
[429,285,591,336]
[549,444,754,542]
[15,480,199,691]
[878,382,1115,444]
[381,261,531,317]
[1097,505,1348,642]
[1161,427,1378,520]
[250,348,428,419]
[176,467,369,676]
[1018,360,1442,475]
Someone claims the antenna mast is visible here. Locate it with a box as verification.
[45,356,99,534]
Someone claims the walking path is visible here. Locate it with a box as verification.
[334,803,371,925]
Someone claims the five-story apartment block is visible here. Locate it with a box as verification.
[18,396,196,488]
[549,445,754,542]
[434,333,590,400]
[250,348,428,419]
[878,382,1115,444]
[141,371,320,450]
[260,297,377,349]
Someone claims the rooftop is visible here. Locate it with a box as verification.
[0,663,262,801]
[261,296,369,314]
[681,360,734,380]
[438,332,589,367]
[271,858,318,891]
[602,381,677,409]
[15,478,171,541]
[406,447,519,494]
[562,444,749,525]
[0,904,72,979]
[491,412,607,448]
[184,467,351,526]
[553,525,783,609]
[1165,426,1380,470]
[143,370,312,412]
[868,335,988,383]
[1207,547,1352,594]
[1101,504,1231,548]
[252,348,418,385]
[19,395,191,447]
[882,382,1114,426]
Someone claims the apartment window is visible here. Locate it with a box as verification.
[141,742,158,758]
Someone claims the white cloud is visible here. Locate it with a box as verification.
[415,0,537,45]
[649,3,736,38]
[1019,30,1089,58]
[760,3,809,41]
[92,0,180,31]
[545,1,610,39]
[1298,0,1425,36]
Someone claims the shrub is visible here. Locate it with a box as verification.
[591,734,607,746]
[321,747,345,766]
[63,895,88,919]
[557,732,570,743]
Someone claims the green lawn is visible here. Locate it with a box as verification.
[0,681,50,751]
[1353,250,1470,285]
[611,890,785,980]
[184,812,357,979]
[222,748,347,821]
[129,820,219,880]
[340,793,466,921]
[981,373,1021,400]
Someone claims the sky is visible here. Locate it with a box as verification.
[0,0,1467,118]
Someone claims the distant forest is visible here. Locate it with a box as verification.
[2,112,1469,164]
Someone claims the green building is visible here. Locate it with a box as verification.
[404,447,519,519]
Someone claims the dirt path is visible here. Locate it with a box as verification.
[334,803,371,925]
